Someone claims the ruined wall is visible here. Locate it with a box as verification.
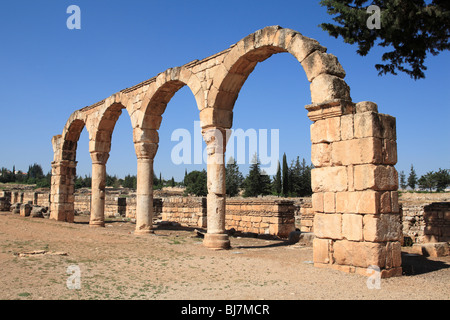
[161,196,207,227]
[226,199,296,238]
[400,201,450,244]
[160,196,296,238]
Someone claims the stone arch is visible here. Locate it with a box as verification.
[200,26,401,277]
[202,26,351,128]
[50,26,401,277]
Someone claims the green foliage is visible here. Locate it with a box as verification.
[282,153,289,196]
[319,0,450,79]
[242,154,272,197]
[399,170,407,190]
[122,175,137,189]
[418,171,437,192]
[75,175,91,189]
[434,168,450,191]
[288,157,313,197]
[225,157,244,197]
[418,168,450,192]
[408,164,418,190]
[272,161,282,196]
[184,170,207,196]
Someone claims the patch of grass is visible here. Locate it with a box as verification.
[18,292,32,298]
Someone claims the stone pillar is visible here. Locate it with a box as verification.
[133,133,158,235]
[135,157,155,234]
[202,127,230,249]
[308,100,402,278]
[49,160,76,223]
[90,151,109,227]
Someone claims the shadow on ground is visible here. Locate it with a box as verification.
[401,252,450,276]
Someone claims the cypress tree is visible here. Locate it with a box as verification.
[282,153,289,196]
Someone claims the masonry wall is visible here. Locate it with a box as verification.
[225,199,296,238]
[161,196,207,227]
[400,202,450,244]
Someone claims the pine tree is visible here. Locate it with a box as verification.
[225,157,244,197]
[399,171,407,190]
[243,154,263,197]
[319,0,450,80]
[408,165,418,190]
[184,170,207,196]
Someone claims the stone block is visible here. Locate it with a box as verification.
[313,238,332,264]
[313,213,342,239]
[363,214,402,242]
[311,143,331,167]
[310,74,351,104]
[310,117,341,143]
[312,192,324,213]
[342,214,363,241]
[287,34,326,64]
[353,164,398,191]
[336,190,380,214]
[323,192,336,213]
[356,101,378,113]
[340,114,354,140]
[331,137,383,166]
[354,112,382,138]
[385,241,402,268]
[301,50,346,82]
[311,166,348,193]
[20,204,32,217]
[382,139,398,165]
[333,240,386,268]
[413,243,449,257]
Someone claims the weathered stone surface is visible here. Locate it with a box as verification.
[353,164,398,191]
[314,213,342,239]
[333,240,386,268]
[356,101,378,113]
[311,143,331,167]
[20,203,32,217]
[342,214,363,241]
[336,190,380,214]
[331,137,383,166]
[310,117,341,143]
[310,74,351,104]
[311,166,348,193]
[301,50,346,82]
[313,238,332,264]
[363,214,402,242]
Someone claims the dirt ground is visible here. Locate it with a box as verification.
[0,211,448,301]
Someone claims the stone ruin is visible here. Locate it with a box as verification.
[17,24,426,278]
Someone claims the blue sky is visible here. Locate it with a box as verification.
[0,0,449,182]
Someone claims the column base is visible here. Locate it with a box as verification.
[203,233,230,250]
[89,221,105,228]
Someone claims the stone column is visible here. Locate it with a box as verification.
[134,138,158,235]
[308,100,402,278]
[202,127,230,249]
[135,157,154,234]
[90,151,109,227]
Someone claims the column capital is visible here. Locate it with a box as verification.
[134,141,158,160]
[90,151,110,165]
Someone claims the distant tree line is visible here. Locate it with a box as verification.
[400,165,450,192]
[0,164,51,188]
[183,153,313,198]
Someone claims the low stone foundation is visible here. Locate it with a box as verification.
[225,199,295,238]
